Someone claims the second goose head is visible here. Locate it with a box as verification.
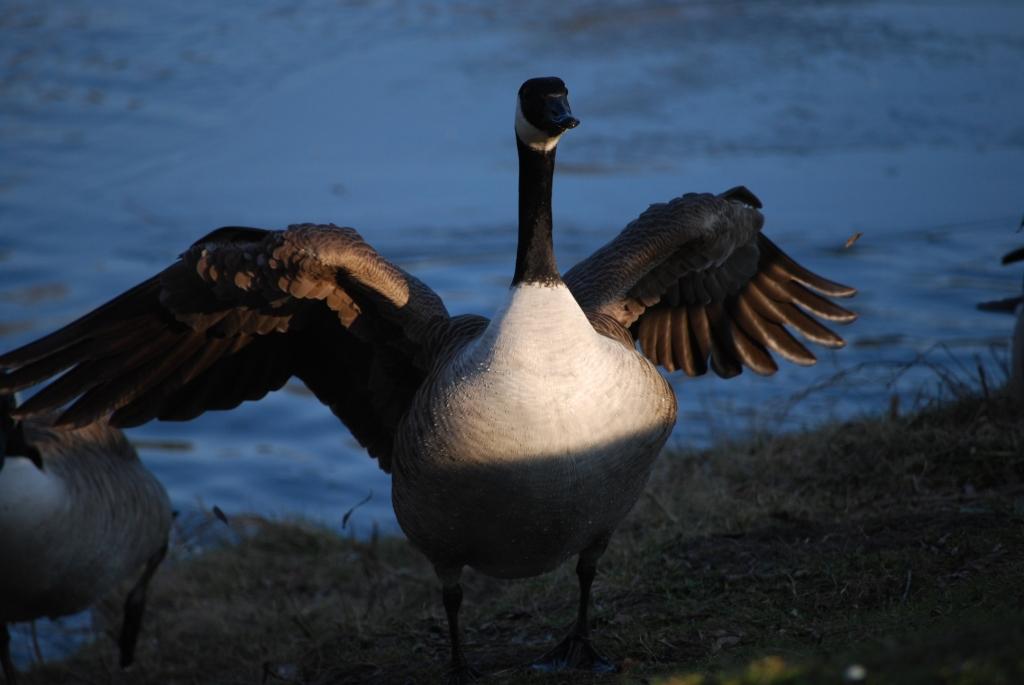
[515,77,579,153]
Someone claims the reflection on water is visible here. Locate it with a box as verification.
[1,2,1023,661]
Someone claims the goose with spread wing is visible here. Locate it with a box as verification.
[0,77,856,682]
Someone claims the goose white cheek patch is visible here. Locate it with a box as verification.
[515,99,562,152]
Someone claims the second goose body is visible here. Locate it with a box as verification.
[0,395,171,684]
[0,77,857,682]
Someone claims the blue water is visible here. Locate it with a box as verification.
[2,0,1024,667]
[1,2,1023,657]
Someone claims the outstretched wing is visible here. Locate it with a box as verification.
[564,186,856,378]
[0,224,450,470]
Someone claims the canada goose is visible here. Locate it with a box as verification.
[978,245,1024,402]
[0,76,856,682]
[0,394,171,684]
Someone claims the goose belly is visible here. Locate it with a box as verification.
[0,455,170,622]
[0,458,86,620]
[393,310,676,578]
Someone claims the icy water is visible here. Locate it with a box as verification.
[2,0,1023,563]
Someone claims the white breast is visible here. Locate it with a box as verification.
[438,282,672,464]
[0,457,68,533]
[392,283,676,577]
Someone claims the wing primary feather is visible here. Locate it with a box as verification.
[0,338,96,393]
[155,337,289,421]
[759,236,856,298]
[776,300,845,348]
[17,330,181,418]
[637,315,658,364]
[57,335,209,427]
[669,308,695,377]
[732,294,816,366]
[705,302,742,378]
[728,319,777,376]
[648,309,667,368]
[15,360,107,417]
[111,335,259,425]
[777,280,857,322]
[653,310,675,372]
[749,273,845,347]
[0,278,162,368]
[110,356,202,426]
[745,277,793,325]
[688,305,713,374]
[0,317,174,393]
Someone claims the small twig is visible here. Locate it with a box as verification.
[291,613,314,640]
[212,505,230,526]
[342,491,373,530]
[900,569,913,604]
[977,359,990,399]
[644,490,679,524]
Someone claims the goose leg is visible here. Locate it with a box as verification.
[1,623,17,685]
[119,541,168,668]
[532,539,615,673]
[439,568,480,684]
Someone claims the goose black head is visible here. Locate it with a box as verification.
[515,77,579,152]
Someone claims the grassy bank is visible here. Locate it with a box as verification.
[21,390,1024,684]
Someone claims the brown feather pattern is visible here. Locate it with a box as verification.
[567,187,856,379]
[0,224,453,471]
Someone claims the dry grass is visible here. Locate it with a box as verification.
[19,390,1024,684]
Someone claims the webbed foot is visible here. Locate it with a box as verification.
[532,633,616,673]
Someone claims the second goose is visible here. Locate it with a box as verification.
[0,395,171,684]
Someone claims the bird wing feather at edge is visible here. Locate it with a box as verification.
[564,187,857,378]
[0,224,453,471]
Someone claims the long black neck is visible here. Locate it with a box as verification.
[512,137,561,286]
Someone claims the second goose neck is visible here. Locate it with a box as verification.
[512,138,560,286]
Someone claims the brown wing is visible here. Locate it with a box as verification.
[564,186,856,378]
[0,224,450,470]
